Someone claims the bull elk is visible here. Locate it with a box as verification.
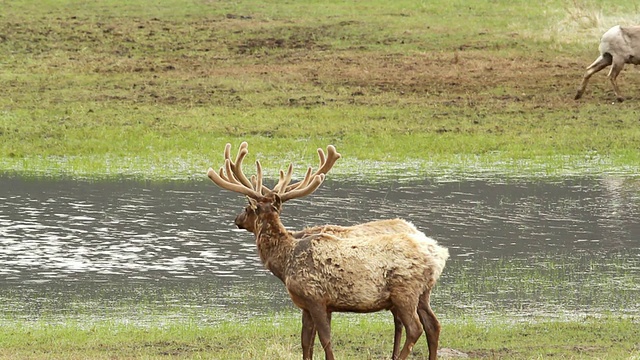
[207,142,449,360]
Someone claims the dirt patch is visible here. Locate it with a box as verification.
[234,36,327,54]
[0,13,624,108]
[193,50,590,108]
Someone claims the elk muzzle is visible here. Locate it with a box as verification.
[235,212,247,230]
[235,209,257,233]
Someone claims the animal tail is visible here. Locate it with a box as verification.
[432,245,450,280]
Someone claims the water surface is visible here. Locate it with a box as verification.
[1,175,639,323]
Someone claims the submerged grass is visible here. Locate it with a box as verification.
[2,0,640,179]
[0,314,637,359]
[439,256,640,320]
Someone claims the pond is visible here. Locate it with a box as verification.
[1,174,639,324]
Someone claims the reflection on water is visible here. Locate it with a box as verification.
[0,174,639,322]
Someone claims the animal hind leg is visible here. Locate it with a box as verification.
[394,303,423,360]
[608,57,626,102]
[575,55,611,100]
[418,291,441,360]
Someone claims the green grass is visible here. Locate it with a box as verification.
[0,314,637,359]
[2,0,640,180]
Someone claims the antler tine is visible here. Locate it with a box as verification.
[255,160,263,196]
[316,144,341,176]
[285,145,341,191]
[317,146,326,166]
[224,158,239,184]
[224,141,248,163]
[294,166,314,190]
[250,175,257,190]
[207,142,265,199]
[217,159,238,183]
[273,163,294,194]
[280,174,325,202]
[207,159,261,199]
[222,142,253,189]
[218,167,230,182]
[224,143,233,161]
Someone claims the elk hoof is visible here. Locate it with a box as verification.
[616,96,625,103]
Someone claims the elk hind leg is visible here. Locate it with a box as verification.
[395,304,423,360]
[575,54,612,100]
[608,56,626,102]
[418,290,441,360]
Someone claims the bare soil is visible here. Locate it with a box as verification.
[2,15,616,109]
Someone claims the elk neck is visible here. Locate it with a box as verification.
[254,210,295,282]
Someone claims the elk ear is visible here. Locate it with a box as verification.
[247,196,258,211]
[272,194,282,212]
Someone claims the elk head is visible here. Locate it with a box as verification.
[207,142,341,233]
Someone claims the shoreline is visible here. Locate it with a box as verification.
[2,153,639,182]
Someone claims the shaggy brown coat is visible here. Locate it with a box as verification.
[248,196,449,360]
[236,215,442,359]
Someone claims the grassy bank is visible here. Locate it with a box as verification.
[0,314,637,359]
[2,0,640,179]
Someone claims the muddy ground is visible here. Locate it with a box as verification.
[1,14,626,110]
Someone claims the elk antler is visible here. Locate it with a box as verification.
[208,142,340,202]
[207,158,262,199]
[223,142,253,189]
[268,144,340,202]
[284,145,341,192]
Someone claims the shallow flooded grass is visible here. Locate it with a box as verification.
[2,254,638,327]
[440,256,640,319]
